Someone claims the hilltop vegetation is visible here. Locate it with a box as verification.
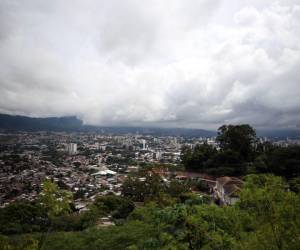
[181,124,300,180]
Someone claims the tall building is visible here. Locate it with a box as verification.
[67,143,77,155]
[141,139,146,150]
[174,137,177,145]
[154,151,162,160]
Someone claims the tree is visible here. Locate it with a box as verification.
[0,234,39,250]
[122,173,166,202]
[237,174,300,249]
[212,149,247,176]
[289,177,300,193]
[264,145,300,179]
[181,145,193,168]
[0,201,48,234]
[216,124,257,161]
[39,180,73,217]
[91,195,134,219]
[181,143,217,171]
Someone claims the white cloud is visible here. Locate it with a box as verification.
[0,0,299,129]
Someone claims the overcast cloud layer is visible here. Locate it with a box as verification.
[0,0,300,129]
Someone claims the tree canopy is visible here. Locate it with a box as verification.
[216,124,257,161]
[182,124,300,179]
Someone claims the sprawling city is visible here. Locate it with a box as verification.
[0,131,185,207]
[1,130,300,209]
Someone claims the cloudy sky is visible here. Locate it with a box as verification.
[0,0,299,129]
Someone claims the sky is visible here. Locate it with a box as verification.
[0,0,299,129]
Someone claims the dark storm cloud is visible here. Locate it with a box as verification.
[0,0,299,129]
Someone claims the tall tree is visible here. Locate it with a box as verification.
[39,180,73,217]
[181,143,217,171]
[237,174,300,249]
[216,124,257,161]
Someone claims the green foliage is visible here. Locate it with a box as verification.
[128,202,241,249]
[91,195,134,219]
[122,172,167,202]
[0,201,48,235]
[217,124,257,161]
[289,177,300,193]
[0,234,13,250]
[182,124,300,179]
[181,124,257,175]
[260,145,300,179]
[39,180,73,217]
[0,234,39,250]
[182,143,217,172]
[167,180,190,198]
[8,221,158,250]
[122,171,196,206]
[237,174,300,249]
[50,213,88,231]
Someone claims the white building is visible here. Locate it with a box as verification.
[67,143,77,155]
[141,139,146,150]
[153,151,162,160]
[214,177,243,205]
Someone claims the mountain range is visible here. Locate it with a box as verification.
[0,114,215,137]
[0,113,299,139]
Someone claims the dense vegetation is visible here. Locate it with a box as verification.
[181,124,300,181]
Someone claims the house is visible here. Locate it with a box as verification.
[91,169,116,177]
[175,171,216,191]
[96,216,115,227]
[214,176,243,205]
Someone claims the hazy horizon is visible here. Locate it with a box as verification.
[0,0,299,130]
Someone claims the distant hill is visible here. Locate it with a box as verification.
[0,113,216,137]
[0,114,83,132]
[0,113,299,138]
[83,125,217,138]
[256,129,300,140]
